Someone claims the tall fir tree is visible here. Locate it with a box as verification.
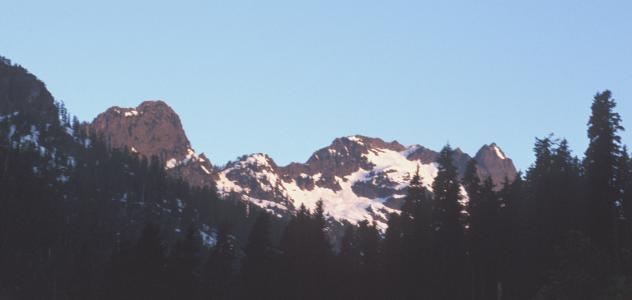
[405,168,435,298]
[464,159,505,300]
[584,90,625,267]
[432,145,467,300]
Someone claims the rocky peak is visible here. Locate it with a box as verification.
[346,135,407,152]
[217,153,294,212]
[292,135,405,191]
[304,136,372,177]
[405,145,439,163]
[474,143,518,186]
[227,153,278,172]
[93,100,191,161]
[91,100,215,188]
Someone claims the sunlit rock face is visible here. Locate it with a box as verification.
[92,100,215,188]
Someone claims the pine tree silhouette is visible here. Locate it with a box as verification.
[241,212,274,300]
[585,90,625,269]
[432,145,467,300]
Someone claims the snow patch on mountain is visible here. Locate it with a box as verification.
[347,135,365,145]
[401,144,423,157]
[200,165,212,175]
[214,140,447,230]
[282,171,398,230]
[124,110,139,117]
[165,158,178,169]
[491,144,507,160]
[216,171,244,194]
[164,148,206,170]
[365,146,438,190]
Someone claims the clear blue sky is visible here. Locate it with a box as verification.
[2,0,631,170]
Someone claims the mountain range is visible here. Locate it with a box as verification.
[92,100,517,229]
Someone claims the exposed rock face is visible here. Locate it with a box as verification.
[404,143,515,186]
[406,146,439,164]
[91,101,215,188]
[474,143,518,186]
[279,136,406,192]
[92,101,518,229]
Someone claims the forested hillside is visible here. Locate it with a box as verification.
[0,57,271,299]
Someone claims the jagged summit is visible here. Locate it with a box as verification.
[92,100,215,188]
[475,143,517,185]
[95,100,190,158]
[91,101,518,229]
[342,135,407,151]
[213,134,518,228]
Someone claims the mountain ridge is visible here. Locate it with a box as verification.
[91,100,518,229]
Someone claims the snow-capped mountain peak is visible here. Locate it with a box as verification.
[92,103,518,230]
[213,136,514,229]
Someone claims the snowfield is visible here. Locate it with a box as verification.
[214,137,444,230]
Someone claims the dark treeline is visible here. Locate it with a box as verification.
[1,58,632,299]
[87,90,629,300]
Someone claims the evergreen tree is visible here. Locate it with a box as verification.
[496,175,527,299]
[535,231,605,300]
[402,168,435,298]
[241,212,274,300]
[401,167,425,219]
[464,159,484,299]
[339,223,357,263]
[519,136,584,297]
[463,159,482,198]
[432,145,467,300]
[312,200,331,259]
[464,159,505,300]
[585,90,625,267]
[334,223,358,299]
[203,223,235,300]
[619,147,632,267]
[278,202,332,300]
[355,220,381,299]
[382,213,405,295]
